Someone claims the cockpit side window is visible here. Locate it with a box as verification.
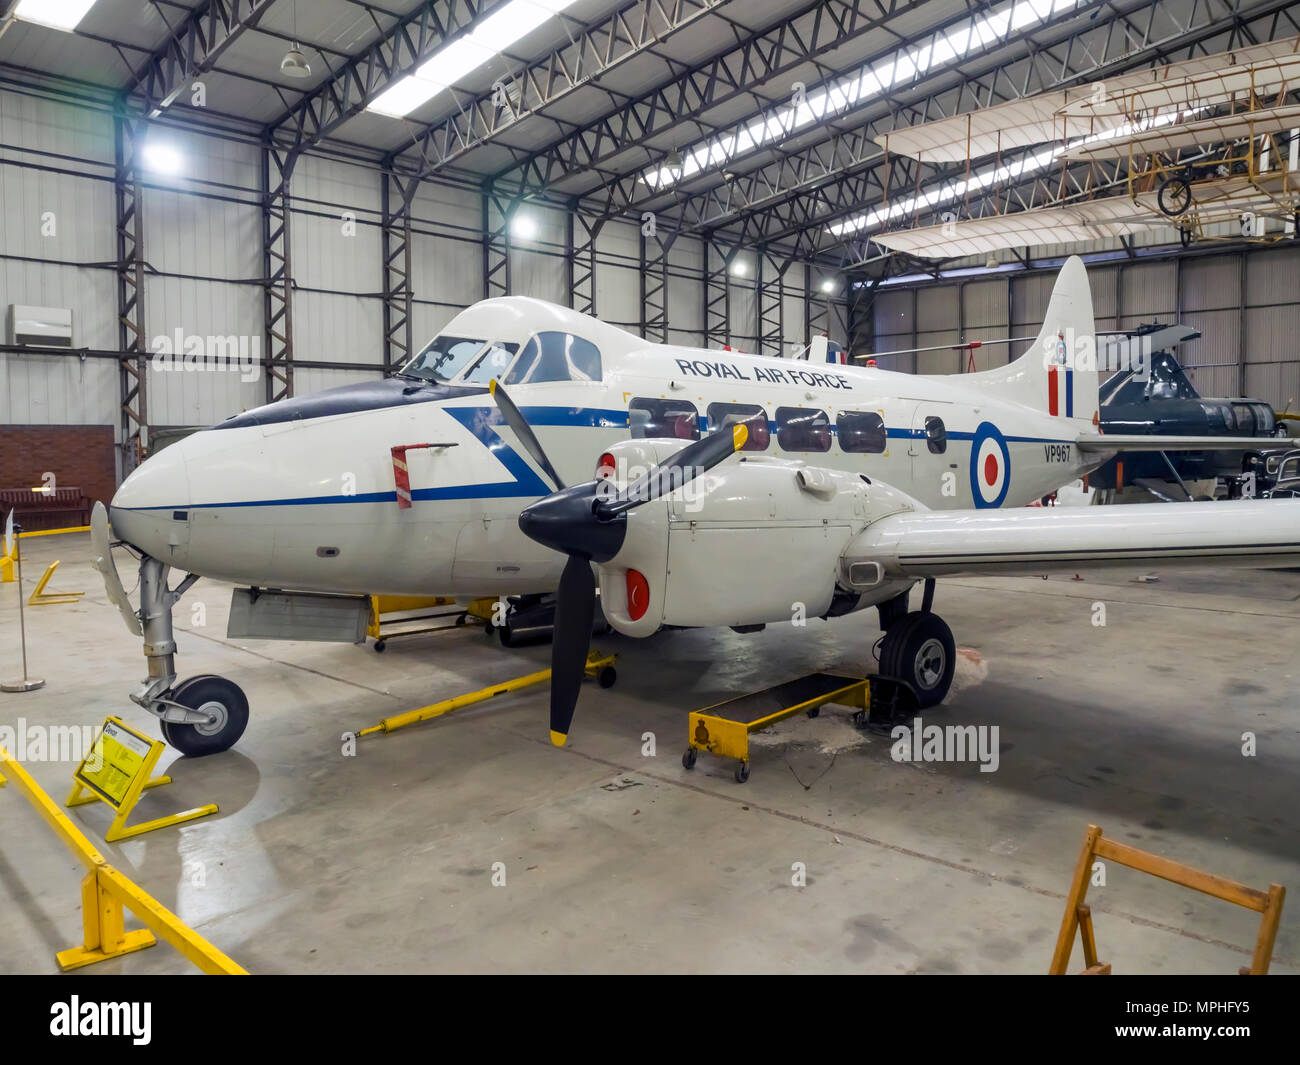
[400,335,486,383]
[502,331,603,385]
[460,341,519,384]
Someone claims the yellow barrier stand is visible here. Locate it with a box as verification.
[360,650,617,737]
[27,559,85,606]
[66,717,218,841]
[0,745,246,974]
[18,525,91,537]
[0,548,12,583]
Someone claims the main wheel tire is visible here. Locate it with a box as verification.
[160,675,249,757]
[879,611,956,709]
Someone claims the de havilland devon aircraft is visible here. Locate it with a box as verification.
[98,255,1300,756]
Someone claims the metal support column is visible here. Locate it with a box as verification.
[758,250,787,358]
[569,207,603,315]
[114,113,148,475]
[639,226,677,343]
[483,186,514,301]
[381,169,419,373]
[703,236,733,349]
[805,264,830,352]
[262,144,295,404]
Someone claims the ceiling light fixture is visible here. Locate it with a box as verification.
[281,0,311,79]
[368,0,580,118]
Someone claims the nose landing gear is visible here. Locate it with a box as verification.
[93,503,249,758]
[126,555,250,756]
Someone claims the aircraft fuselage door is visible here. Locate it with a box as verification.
[908,402,956,502]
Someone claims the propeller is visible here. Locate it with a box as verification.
[489,379,566,491]
[488,379,749,745]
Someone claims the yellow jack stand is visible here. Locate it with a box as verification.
[360,651,617,736]
[683,673,869,783]
[66,717,218,841]
[28,560,84,605]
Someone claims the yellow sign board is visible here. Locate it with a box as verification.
[73,718,154,809]
[67,716,217,841]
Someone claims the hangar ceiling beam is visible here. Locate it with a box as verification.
[482,0,918,202]
[687,0,1300,267]
[270,0,506,155]
[128,0,279,116]
[391,0,731,180]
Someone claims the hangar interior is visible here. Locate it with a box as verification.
[1,0,1299,976]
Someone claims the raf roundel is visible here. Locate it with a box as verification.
[969,421,1011,508]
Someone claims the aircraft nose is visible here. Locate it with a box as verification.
[108,442,192,557]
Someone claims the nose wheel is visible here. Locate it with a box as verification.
[159,675,250,757]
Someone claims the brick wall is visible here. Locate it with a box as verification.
[0,425,116,530]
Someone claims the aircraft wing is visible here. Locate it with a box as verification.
[1076,434,1297,452]
[849,498,1300,579]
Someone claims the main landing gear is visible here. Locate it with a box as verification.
[863,579,955,726]
[128,556,249,756]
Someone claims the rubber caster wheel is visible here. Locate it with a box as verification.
[597,666,617,689]
[734,762,750,784]
[160,675,249,757]
[483,622,495,637]
[373,639,386,653]
[879,611,955,709]
[806,706,820,718]
[852,710,867,728]
[682,748,697,770]
[455,614,467,627]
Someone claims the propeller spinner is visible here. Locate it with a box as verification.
[488,379,748,745]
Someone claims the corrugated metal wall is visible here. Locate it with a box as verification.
[869,249,1300,408]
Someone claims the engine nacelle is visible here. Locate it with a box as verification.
[595,440,918,636]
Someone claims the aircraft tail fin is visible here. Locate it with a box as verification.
[967,255,1099,424]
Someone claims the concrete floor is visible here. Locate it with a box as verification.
[1,530,1298,974]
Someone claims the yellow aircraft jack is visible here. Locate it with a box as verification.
[359,651,617,737]
[66,717,218,842]
[28,560,84,606]
[683,673,870,783]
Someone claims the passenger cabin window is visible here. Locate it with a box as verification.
[502,331,602,385]
[837,411,886,454]
[924,415,947,455]
[776,407,831,453]
[460,341,519,384]
[630,398,699,440]
[707,403,768,451]
[401,335,485,383]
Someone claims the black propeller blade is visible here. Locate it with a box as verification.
[489,379,566,491]
[486,385,749,747]
[548,555,596,745]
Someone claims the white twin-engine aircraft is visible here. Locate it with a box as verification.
[99,255,1300,755]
